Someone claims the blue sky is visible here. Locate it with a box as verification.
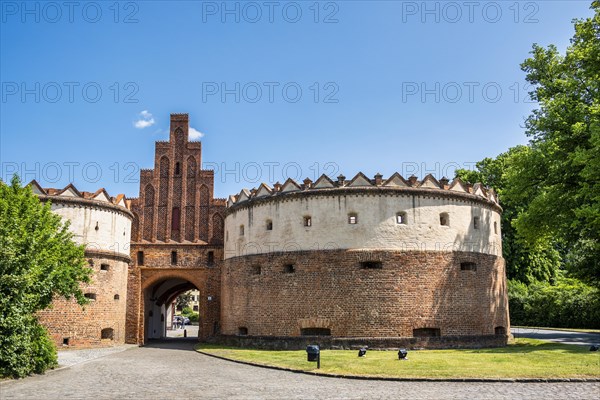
[0,0,593,198]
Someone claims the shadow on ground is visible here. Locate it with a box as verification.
[144,338,201,351]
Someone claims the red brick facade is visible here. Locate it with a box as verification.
[221,250,509,347]
[37,112,509,349]
[126,114,225,344]
[38,253,130,348]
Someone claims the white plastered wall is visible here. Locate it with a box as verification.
[225,193,502,259]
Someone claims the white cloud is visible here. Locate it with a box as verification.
[134,110,155,129]
[189,126,204,140]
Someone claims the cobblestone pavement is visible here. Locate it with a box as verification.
[1,340,599,400]
[56,344,137,368]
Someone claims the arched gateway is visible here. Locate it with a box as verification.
[126,114,225,344]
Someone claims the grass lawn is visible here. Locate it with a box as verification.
[197,338,600,379]
[512,326,600,334]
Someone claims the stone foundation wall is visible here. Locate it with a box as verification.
[214,334,509,350]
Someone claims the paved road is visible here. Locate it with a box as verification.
[1,340,598,400]
[511,328,600,346]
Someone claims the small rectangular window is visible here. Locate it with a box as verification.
[413,328,440,337]
[266,220,273,231]
[84,293,97,301]
[396,213,407,224]
[207,251,214,264]
[284,264,295,273]
[137,251,144,266]
[252,265,261,275]
[303,216,312,227]
[473,217,480,230]
[62,337,70,346]
[238,327,248,335]
[171,251,178,265]
[193,305,199,311]
[301,328,331,336]
[240,225,244,236]
[360,261,382,269]
[348,214,358,224]
[460,262,477,271]
[440,213,449,226]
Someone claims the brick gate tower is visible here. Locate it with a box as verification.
[126,114,225,344]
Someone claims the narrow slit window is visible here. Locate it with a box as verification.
[494,221,498,234]
[207,251,214,264]
[137,251,144,266]
[172,207,181,231]
[266,220,273,231]
[303,216,312,227]
[175,162,181,176]
[239,225,244,236]
[473,216,480,230]
[252,265,261,275]
[171,251,178,265]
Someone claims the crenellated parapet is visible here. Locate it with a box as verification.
[226,172,500,213]
[28,180,132,261]
[29,180,133,220]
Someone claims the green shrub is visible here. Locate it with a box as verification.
[0,314,57,378]
[508,277,600,329]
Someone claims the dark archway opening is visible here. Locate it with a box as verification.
[143,278,201,341]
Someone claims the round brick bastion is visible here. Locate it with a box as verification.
[220,172,510,349]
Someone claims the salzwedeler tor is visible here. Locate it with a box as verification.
[35,113,509,349]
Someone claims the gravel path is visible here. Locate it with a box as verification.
[1,339,598,400]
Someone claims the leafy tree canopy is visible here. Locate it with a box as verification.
[511,1,600,288]
[456,2,600,288]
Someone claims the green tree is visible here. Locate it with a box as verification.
[455,146,561,283]
[0,176,92,378]
[509,1,600,288]
[176,292,194,311]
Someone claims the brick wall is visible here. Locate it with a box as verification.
[38,255,129,348]
[126,244,222,344]
[125,114,225,344]
[220,249,509,347]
